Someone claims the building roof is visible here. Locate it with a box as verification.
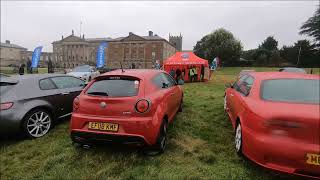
[86,37,113,42]
[0,42,27,50]
[53,32,176,49]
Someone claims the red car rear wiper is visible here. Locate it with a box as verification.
[87,92,109,96]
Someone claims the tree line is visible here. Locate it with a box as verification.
[194,5,320,67]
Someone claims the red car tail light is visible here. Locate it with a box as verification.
[73,97,80,111]
[0,102,13,111]
[135,99,151,113]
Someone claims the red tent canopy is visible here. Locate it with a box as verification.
[164,52,209,66]
[163,52,210,82]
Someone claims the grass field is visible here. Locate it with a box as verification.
[0,67,48,74]
[0,67,318,180]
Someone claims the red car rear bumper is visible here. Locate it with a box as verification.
[243,126,320,179]
[70,113,161,146]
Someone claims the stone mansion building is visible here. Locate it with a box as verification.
[0,30,182,69]
[52,30,181,69]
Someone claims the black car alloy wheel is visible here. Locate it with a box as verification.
[23,109,52,138]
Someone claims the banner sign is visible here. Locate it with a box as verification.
[31,46,43,68]
[96,42,108,68]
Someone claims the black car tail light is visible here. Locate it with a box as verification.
[73,97,80,111]
[135,99,150,113]
[0,102,13,111]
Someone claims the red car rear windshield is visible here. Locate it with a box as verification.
[261,79,319,104]
[86,77,139,97]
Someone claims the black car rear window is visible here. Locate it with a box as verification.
[86,77,139,97]
[261,79,319,104]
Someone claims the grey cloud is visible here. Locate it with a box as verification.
[1,1,318,52]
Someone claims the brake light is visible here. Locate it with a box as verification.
[0,102,13,111]
[73,97,80,111]
[135,99,150,113]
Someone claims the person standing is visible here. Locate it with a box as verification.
[201,65,205,81]
[193,66,198,82]
[48,59,53,73]
[18,64,25,75]
[188,66,194,82]
[182,68,186,81]
[27,60,32,74]
[175,68,182,82]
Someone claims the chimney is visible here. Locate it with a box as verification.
[129,32,133,36]
[148,31,153,36]
[62,35,64,39]
[82,34,85,39]
[5,40,10,44]
[72,29,74,35]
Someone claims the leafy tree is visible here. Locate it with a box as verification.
[280,39,319,67]
[300,5,320,47]
[193,35,209,59]
[193,28,242,66]
[259,36,278,51]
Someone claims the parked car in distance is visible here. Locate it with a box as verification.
[0,74,86,138]
[224,72,320,178]
[70,69,184,154]
[279,67,306,74]
[0,73,10,78]
[67,65,100,82]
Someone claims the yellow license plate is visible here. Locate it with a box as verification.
[88,122,119,132]
[306,153,320,166]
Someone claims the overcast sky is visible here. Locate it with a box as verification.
[1,1,318,52]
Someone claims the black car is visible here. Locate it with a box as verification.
[0,74,85,138]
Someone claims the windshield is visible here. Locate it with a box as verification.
[73,66,91,72]
[86,78,139,97]
[261,79,320,104]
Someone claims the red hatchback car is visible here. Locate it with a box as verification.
[70,69,183,154]
[224,72,320,178]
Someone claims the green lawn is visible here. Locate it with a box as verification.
[0,67,315,180]
[0,67,48,74]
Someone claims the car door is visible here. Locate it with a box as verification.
[38,78,66,117]
[50,76,85,115]
[161,73,179,119]
[230,75,255,121]
[228,75,248,121]
[163,73,181,113]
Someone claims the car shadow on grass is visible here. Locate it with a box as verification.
[0,134,26,148]
[0,115,71,149]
